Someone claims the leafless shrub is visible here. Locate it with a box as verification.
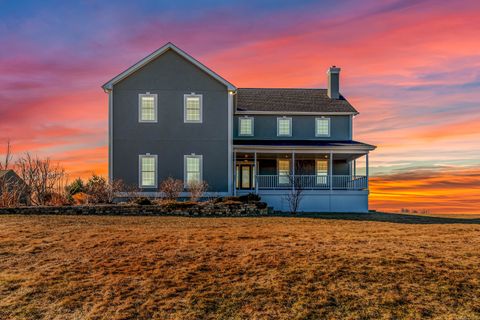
[45,191,71,206]
[85,175,124,204]
[16,153,67,205]
[0,175,25,207]
[160,177,183,200]
[285,175,304,215]
[119,182,142,203]
[187,180,208,202]
[284,163,307,214]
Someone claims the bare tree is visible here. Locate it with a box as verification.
[0,139,13,170]
[285,175,305,214]
[16,153,67,205]
[284,162,308,214]
[160,177,183,200]
[187,180,208,202]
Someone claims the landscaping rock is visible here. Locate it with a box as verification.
[0,202,269,216]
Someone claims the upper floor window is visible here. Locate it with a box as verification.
[184,154,203,186]
[139,154,157,188]
[316,117,330,136]
[239,117,254,136]
[139,93,157,122]
[277,117,292,136]
[184,94,202,123]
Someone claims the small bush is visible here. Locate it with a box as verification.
[159,177,183,200]
[221,196,241,202]
[45,192,71,206]
[255,202,268,209]
[187,181,208,202]
[134,197,152,206]
[84,175,123,204]
[85,175,110,204]
[72,192,89,205]
[65,178,84,196]
[238,193,261,203]
[212,197,224,204]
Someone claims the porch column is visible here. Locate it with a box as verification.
[353,159,356,177]
[292,151,295,191]
[366,152,369,190]
[233,150,237,196]
[254,151,258,194]
[329,151,333,190]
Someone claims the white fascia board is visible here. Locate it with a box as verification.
[235,111,358,116]
[233,145,376,152]
[101,42,236,92]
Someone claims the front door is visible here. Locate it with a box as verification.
[241,165,252,189]
[237,164,254,189]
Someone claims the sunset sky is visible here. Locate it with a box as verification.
[1,0,479,213]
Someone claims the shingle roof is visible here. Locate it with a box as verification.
[0,170,9,178]
[235,88,358,114]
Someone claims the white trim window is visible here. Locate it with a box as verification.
[238,116,254,136]
[315,159,328,185]
[184,154,203,186]
[278,159,290,185]
[138,93,157,122]
[277,117,292,136]
[139,154,157,188]
[315,117,330,137]
[184,94,203,123]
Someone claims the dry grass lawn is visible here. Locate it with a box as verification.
[1,213,480,319]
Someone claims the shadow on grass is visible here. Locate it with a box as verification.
[285,212,480,225]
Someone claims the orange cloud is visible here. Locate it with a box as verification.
[370,166,480,214]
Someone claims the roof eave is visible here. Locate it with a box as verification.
[235,110,359,116]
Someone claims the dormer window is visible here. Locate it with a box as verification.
[184,94,202,123]
[315,117,330,137]
[277,117,292,136]
[138,93,157,122]
[239,117,254,136]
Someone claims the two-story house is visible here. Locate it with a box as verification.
[102,42,376,212]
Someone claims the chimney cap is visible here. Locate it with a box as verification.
[327,66,341,74]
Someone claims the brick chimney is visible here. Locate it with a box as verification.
[327,66,341,99]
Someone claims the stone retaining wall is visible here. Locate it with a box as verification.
[0,202,269,216]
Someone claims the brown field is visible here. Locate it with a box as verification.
[1,213,480,320]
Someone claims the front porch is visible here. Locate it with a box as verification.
[233,150,370,193]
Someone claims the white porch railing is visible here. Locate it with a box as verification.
[254,175,367,190]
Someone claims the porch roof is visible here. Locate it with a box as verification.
[233,139,376,151]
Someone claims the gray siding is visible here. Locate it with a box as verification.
[233,115,351,140]
[112,49,229,192]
